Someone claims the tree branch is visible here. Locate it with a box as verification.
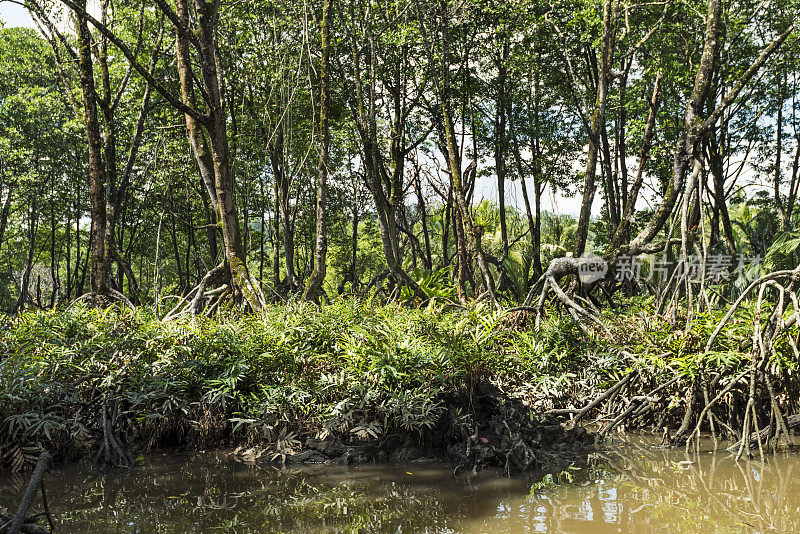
[56,0,208,124]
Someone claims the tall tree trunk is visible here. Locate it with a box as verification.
[437,0,496,305]
[626,0,792,256]
[412,167,432,270]
[271,151,281,288]
[617,62,630,211]
[626,0,721,256]
[510,85,542,278]
[65,208,72,301]
[0,182,14,256]
[574,0,615,257]
[611,71,661,250]
[268,130,299,289]
[774,74,790,231]
[76,6,110,304]
[303,0,332,302]
[600,120,619,231]
[708,134,737,252]
[174,0,265,310]
[346,4,427,301]
[15,202,38,310]
[351,207,359,291]
[49,177,60,307]
[494,40,509,258]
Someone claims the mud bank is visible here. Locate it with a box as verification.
[233,382,594,475]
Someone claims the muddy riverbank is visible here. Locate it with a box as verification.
[232,382,594,476]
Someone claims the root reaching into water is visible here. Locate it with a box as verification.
[0,452,52,534]
[94,396,133,469]
[555,267,800,458]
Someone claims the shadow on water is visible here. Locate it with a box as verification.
[2,435,799,533]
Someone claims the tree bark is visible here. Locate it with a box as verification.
[303,0,332,302]
[611,71,661,250]
[626,8,793,256]
[573,0,615,257]
[494,39,509,258]
[76,4,110,304]
[436,0,497,305]
[174,0,266,310]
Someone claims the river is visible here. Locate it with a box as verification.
[1,434,797,533]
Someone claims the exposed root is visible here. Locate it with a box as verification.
[0,451,52,534]
[560,265,800,457]
[538,275,612,337]
[523,257,616,337]
[600,375,682,436]
[163,262,229,320]
[565,371,636,429]
[94,396,133,469]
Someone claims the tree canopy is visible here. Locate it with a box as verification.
[0,0,796,311]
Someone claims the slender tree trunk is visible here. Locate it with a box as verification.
[600,120,619,231]
[611,71,661,250]
[412,167,432,270]
[436,0,496,305]
[626,0,792,255]
[346,5,427,301]
[452,196,469,300]
[510,91,542,278]
[259,171,265,283]
[0,182,14,256]
[574,0,615,257]
[16,202,38,311]
[75,198,84,297]
[49,179,59,306]
[65,210,72,301]
[351,207,359,291]
[76,5,110,304]
[534,177,542,276]
[618,63,630,211]
[303,0,332,301]
[270,132,298,288]
[774,74,789,231]
[271,154,281,288]
[494,40,509,258]
[708,134,737,252]
[173,0,265,309]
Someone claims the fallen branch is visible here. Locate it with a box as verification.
[3,451,51,534]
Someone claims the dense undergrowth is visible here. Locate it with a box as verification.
[0,297,795,471]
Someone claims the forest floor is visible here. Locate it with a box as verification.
[0,297,791,474]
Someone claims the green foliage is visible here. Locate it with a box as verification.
[399,267,457,301]
[0,300,584,469]
[2,292,797,470]
[764,230,800,271]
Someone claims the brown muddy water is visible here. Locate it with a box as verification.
[1,435,798,533]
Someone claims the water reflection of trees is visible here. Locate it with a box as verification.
[0,454,524,532]
[3,448,799,532]
[472,440,800,533]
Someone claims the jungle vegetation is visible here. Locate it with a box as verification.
[0,0,800,472]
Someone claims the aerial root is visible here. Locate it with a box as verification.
[600,375,682,436]
[682,267,800,455]
[94,396,133,469]
[535,275,612,337]
[163,262,228,320]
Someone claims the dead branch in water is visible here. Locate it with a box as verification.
[0,452,52,534]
